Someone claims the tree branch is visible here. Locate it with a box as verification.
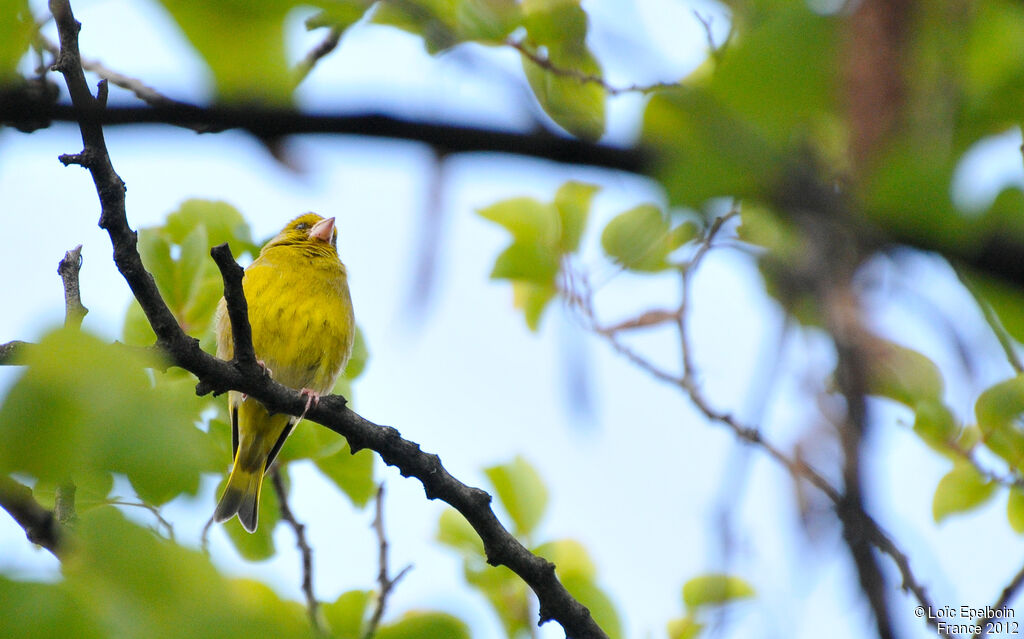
[57,244,87,329]
[271,468,321,633]
[0,475,63,557]
[364,484,412,639]
[0,97,649,175]
[47,2,607,636]
[974,559,1024,639]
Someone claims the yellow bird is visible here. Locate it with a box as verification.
[213,213,355,532]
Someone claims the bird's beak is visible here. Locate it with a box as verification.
[309,217,335,243]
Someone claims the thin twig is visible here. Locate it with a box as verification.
[108,499,175,540]
[364,484,413,639]
[954,266,1024,375]
[293,26,343,87]
[271,468,322,632]
[506,38,680,97]
[57,244,88,329]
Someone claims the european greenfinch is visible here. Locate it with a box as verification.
[213,213,355,532]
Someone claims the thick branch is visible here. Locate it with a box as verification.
[48,2,606,636]
[0,476,63,557]
[0,97,648,175]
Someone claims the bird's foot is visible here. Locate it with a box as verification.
[298,388,320,422]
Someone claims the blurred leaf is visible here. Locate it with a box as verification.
[559,574,622,639]
[554,181,599,252]
[454,0,521,43]
[155,0,296,103]
[863,338,944,408]
[708,5,836,144]
[972,273,1024,347]
[513,281,557,331]
[371,0,460,54]
[485,455,548,536]
[314,443,376,507]
[306,2,371,31]
[437,508,485,557]
[932,462,997,523]
[601,204,685,272]
[0,1,34,79]
[478,197,559,245]
[644,86,776,208]
[490,242,560,284]
[912,399,959,450]
[323,589,371,639]
[1008,488,1024,534]
[219,470,281,561]
[0,577,104,639]
[975,375,1024,469]
[68,507,310,639]
[34,472,115,511]
[682,574,755,609]
[464,562,530,638]
[342,325,370,381]
[522,47,606,140]
[164,199,259,258]
[376,611,470,639]
[667,615,704,639]
[533,539,595,580]
[0,329,217,505]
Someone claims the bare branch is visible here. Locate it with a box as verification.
[0,475,63,557]
[365,484,413,638]
[58,244,88,329]
[271,468,322,632]
[506,38,679,97]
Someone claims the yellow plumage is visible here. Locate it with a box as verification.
[213,213,355,532]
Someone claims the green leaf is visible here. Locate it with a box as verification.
[863,338,944,407]
[1008,488,1024,534]
[490,242,560,284]
[533,539,595,580]
[455,0,521,43]
[932,462,997,523]
[0,329,216,504]
[463,563,530,638]
[371,0,460,54]
[376,612,470,639]
[682,574,756,609]
[342,325,370,381]
[912,399,959,449]
[164,199,259,258]
[601,204,678,271]
[512,281,557,331]
[313,444,376,507]
[0,576,104,639]
[323,589,371,639]
[437,508,485,557]
[707,5,836,144]
[642,86,778,208]
[667,615,704,639]
[155,0,296,104]
[484,456,548,536]
[0,0,34,80]
[219,470,281,561]
[975,375,1024,470]
[554,181,599,252]
[560,574,623,639]
[972,274,1024,347]
[522,47,605,141]
[478,197,559,245]
[69,507,310,639]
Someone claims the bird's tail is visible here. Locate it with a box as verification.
[214,462,264,533]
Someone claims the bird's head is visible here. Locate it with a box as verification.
[263,213,338,255]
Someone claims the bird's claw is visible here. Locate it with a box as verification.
[298,388,321,422]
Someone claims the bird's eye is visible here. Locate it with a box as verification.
[295,223,310,231]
